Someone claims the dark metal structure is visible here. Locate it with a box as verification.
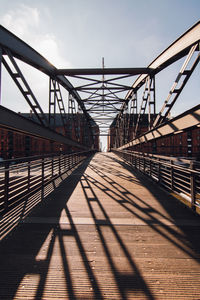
[113,149,200,211]
[0,25,94,150]
[0,22,200,151]
[0,21,200,224]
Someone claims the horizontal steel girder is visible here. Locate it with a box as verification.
[56,68,153,76]
[0,105,89,150]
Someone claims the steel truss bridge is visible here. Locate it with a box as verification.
[0,20,200,208]
[0,21,199,150]
[0,20,200,300]
[0,20,200,211]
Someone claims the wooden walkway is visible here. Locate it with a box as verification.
[0,153,200,299]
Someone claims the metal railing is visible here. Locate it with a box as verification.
[113,149,200,211]
[0,151,94,215]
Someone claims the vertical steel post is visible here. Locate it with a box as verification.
[149,158,152,178]
[49,78,56,129]
[4,161,9,211]
[143,153,146,173]
[27,160,31,195]
[41,157,45,199]
[51,155,54,178]
[190,161,195,210]
[0,47,2,105]
[148,76,156,131]
[158,158,161,183]
[170,160,174,191]
[59,155,61,175]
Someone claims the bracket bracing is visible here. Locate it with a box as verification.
[153,43,200,128]
[2,49,48,127]
[49,78,68,134]
[134,76,155,138]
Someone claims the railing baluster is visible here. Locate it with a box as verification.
[170,160,174,191]
[190,161,195,211]
[4,161,9,211]
[27,160,30,194]
[41,157,45,199]
[113,149,200,213]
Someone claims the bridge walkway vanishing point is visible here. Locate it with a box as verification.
[0,152,200,300]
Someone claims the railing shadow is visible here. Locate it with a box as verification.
[78,173,155,299]
[0,152,199,299]
[102,153,200,259]
[0,153,91,241]
[0,155,98,299]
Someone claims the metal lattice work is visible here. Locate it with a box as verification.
[2,49,48,127]
[56,60,151,138]
[0,21,200,153]
[49,78,68,132]
[153,43,200,127]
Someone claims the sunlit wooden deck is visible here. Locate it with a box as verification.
[0,152,200,299]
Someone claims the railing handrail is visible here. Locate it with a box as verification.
[0,150,93,165]
[113,149,200,213]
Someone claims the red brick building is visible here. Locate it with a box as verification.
[0,113,99,159]
[108,113,200,159]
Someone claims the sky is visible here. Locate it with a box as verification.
[0,0,200,150]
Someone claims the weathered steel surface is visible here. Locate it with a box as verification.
[0,153,199,299]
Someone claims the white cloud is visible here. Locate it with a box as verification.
[0,4,72,112]
[0,4,71,68]
[1,4,40,37]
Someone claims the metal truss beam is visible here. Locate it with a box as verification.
[49,78,68,132]
[113,21,200,143]
[2,50,48,127]
[153,44,200,127]
[0,25,92,127]
[0,105,89,150]
[127,21,200,97]
[118,104,200,150]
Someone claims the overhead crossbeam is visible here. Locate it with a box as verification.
[56,68,153,76]
[59,66,146,134]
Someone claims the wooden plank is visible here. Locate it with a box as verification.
[0,153,199,299]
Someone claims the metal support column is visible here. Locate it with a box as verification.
[0,47,2,105]
[49,78,56,129]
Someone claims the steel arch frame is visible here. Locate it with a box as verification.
[112,21,200,149]
[0,21,200,151]
[0,25,94,149]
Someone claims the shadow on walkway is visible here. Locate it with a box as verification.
[0,153,199,299]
